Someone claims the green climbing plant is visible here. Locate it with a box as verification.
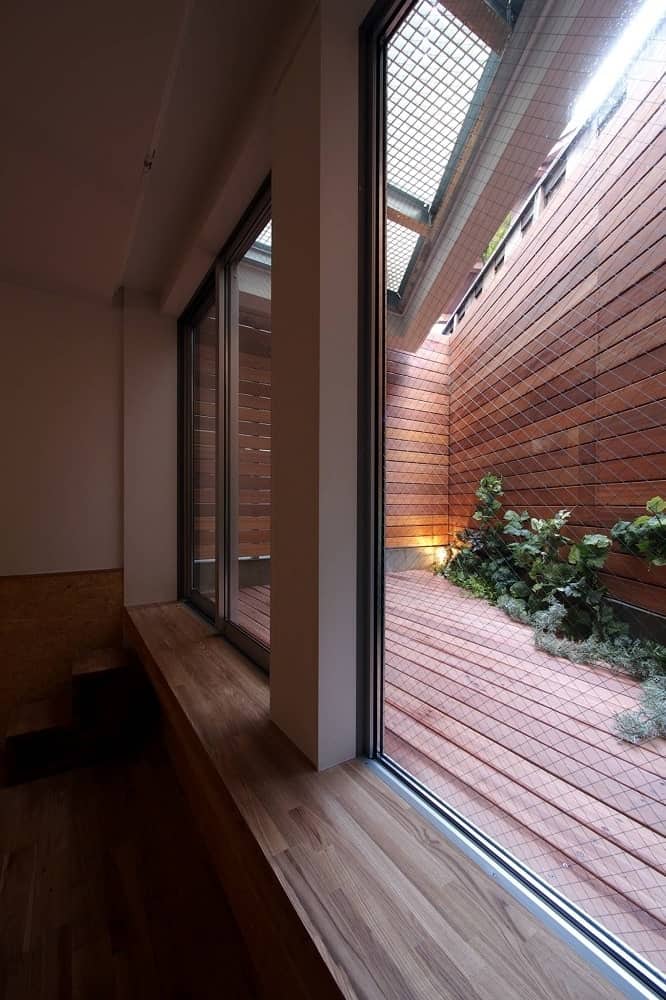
[611,497,666,565]
[436,474,666,742]
[482,214,512,262]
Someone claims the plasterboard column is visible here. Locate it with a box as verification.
[270,13,322,765]
[316,0,369,769]
[271,1,368,768]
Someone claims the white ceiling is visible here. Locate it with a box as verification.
[0,0,311,302]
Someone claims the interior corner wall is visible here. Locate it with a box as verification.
[123,291,178,606]
[0,279,123,727]
[0,280,123,576]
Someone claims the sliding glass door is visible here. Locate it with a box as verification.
[181,282,217,618]
[180,185,271,666]
[227,222,272,647]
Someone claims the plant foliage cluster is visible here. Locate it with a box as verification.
[611,496,666,565]
[481,214,512,262]
[440,475,666,742]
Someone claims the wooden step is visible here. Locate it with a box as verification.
[4,687,74,785]
[72,645,137,721]
[72,646,158,761]
[72,645,133,680]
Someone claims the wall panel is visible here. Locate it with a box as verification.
[447,78,666,615]
[385,331,450,552]
[238,323,271,558]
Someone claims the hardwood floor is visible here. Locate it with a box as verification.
[0,736,257,999]
[238,572,666,974]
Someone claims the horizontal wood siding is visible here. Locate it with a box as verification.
[385,331,451,550]
[193,334,216,566]
[238,323,271,558]
[193,323,271,564]
[445,70,666,615]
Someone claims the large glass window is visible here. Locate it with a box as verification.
[368,0,666,989]
[227,221,272,647]
[180,188,271,665]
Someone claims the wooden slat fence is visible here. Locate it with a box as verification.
[193,329,216,565]
[193,321,271,565]
[238,323,271,558]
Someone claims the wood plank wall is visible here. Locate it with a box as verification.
[193,328,216,567]
[193,322,271,565]
[447,68,666,614]
[385,330,450,551]
[238,323,271,558]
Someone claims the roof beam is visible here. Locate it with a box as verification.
[386,184,431,236]
[386,206,430,237]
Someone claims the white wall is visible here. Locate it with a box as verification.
[0,279,178,605]
[123,290,178,606]
[0,280,122,575]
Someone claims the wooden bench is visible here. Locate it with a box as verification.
[124,601,628,1000]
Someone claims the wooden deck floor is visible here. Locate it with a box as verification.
[236,585,270,647]
[237,571,666,973]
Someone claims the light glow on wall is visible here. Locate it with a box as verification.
[434,546,450,570]
[569,0,666,129]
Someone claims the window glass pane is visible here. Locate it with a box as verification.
[229,221,271,646]
[381,0,666,978]
[192,298,217,601]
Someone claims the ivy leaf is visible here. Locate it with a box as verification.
[569,534,611,569]
[584,534,612,548]
[646,497,666,515]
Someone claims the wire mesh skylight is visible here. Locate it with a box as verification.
[254,221,272,248]
[386,220,420,293]
[386,0,492,208]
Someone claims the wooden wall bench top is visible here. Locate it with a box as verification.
[125,602,626,1000]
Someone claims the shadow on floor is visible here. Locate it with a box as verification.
[0,733,258,999]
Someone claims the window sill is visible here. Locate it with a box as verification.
[125,601,629,1000]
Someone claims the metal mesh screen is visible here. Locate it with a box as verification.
[386,0,492,206]
[254,221,272,249]
[386,219,421,292]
